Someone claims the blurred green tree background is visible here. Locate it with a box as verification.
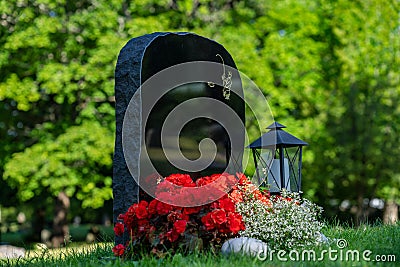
[1,0,399,240]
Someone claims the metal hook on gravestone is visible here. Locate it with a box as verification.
[217,53,232,100]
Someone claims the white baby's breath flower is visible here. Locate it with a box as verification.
[237,191,324,250]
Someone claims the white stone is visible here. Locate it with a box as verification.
[0,245,25,259]
[221,237,269,257]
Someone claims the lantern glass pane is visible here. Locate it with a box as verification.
[267,158,290,192]
[284,147,301,192]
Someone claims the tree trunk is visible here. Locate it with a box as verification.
[31,207,45,242]
[383,200,398,225]
[51,191,70,248]
[355,193,369,226]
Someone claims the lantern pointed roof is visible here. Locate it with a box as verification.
[248,121,308,148]
[266,121,286,130]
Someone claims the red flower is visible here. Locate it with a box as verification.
[157,201,173,215]
[183,206,202,215]
[155,180,176,194]
[176,187,197,206]
[227,212,245,233]
[237,173,251,186]
[112,244,125,257]
[201,212,215,230]
[193,187,221,203]
[115,173,259,256]
[139,200,148,207]
[230,189,243,203]
[167,211,186,222]
[210,209,227,225]
[114,222,125,236]
[205,187,227,202]
[210,173,237,192]
[127,203,138,215]
[157,192,175,203]
[149,226,156,234]
[166,230,180,242]
[218,197,236,212]
[165,173,195,187]
[196,176,211,186]
[136,204,148,219]
[137,219,149,227]
[120,213,134,230]
[148,199,158,215]
[209,173,222,182]
[173,220,187,234]
[210,199,220,209]
[224,173,238,186]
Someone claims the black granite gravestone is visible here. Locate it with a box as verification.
[113,32,245,244]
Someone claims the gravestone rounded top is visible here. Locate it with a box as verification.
[141,32,238,82]
[115,32,239,98]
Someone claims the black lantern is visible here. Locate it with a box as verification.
[248,122,308,193]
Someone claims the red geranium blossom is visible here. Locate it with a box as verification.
[136,203,148,219]
[201,212,215,230]
[156,201,173,215]
[173,220,187,234]
[113,173,255,258]
[165,173,196,187]
[218,197,236,212]
[148,199,158,215]
[167,211,189,223]
[183,206,202,215]
[210,209,227,225]
[114,222,124,236]
[112,244,125,256]
[166,229,180,242]
[229,189,243,203]
[227,212,245,233]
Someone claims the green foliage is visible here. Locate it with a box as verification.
[1,0,121,209]
[304,0,400,214]
[4,121,113,208]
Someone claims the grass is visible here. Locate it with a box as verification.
[2,223,399,267]
[1,224,114,247]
